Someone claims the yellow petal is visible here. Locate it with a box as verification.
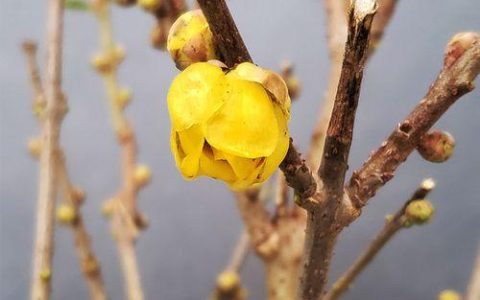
[205,77,279,158]
[223,153,264,180]
[259,105,290,182]
[198,144,237,182]
[167,62,225,131]
[171,125,205,179]
[227,62,291,118]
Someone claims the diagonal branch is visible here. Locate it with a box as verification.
[298,2,378,299]
[323,178,435,300]
[466,245,480,300]
[22,41,107,300]
[346,33,480,210]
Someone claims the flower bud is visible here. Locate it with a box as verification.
[40,268,51,282]
[56,204,77,225]
[417,130,455,163]
[71,186,85,204]
[405,199,434,225]
[134,212,149,230]
[27,137,42,159]
[444,32,480,68]
[92,53,115,74]
[438,289,461,300]
[134,165,152,187]
[216,271,241,293]
[101,199,116,218]
[113,45,126,64]
[167,10,217,70]
[281,61,301,99]
[116,87,132,109]
[138,0,162,11]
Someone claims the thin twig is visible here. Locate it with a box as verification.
[368,0,398,55]
[323,178,435,300]
[196,0,317,201]
[298,2,378,299]
[91,0,146,299]
[29,0,65,298]
[225,230,250,273]
[22,41,107,300]
[466,246,480,300]
[346,35,480,210]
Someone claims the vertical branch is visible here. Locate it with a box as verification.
[23,42,107,300]
[299,1,377,299]
[91,0,148,299]
[30,0,65,298]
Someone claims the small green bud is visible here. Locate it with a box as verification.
[405,200,434,225]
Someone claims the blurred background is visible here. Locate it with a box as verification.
[1,0,479,299]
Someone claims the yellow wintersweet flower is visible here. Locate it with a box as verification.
[168,62,290,190]
[167,10,217,70]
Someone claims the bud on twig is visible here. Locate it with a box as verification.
[27,137,42,159]
[56,204,77,225]
[417,130,455,163]
[134,164,152,187]
[138,0,162,12]
[444,32,480,69]
[438,289,461,300]
[405,199,434,226]
[281,61,302,100]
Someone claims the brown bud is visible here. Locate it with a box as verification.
[150,22,169,50]
[417,130,455,163]
[444,32,480,68]
[134,212,149,230]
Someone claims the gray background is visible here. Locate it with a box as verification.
[1,0,479,299]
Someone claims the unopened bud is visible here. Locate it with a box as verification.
[134,212,149,230]
[92,53,115,74]
[417,130,455,163]
[444,32,480,68]
[167,10,217,70]
[438,289,461,300]
[56,204,77,224]
[138,0,162,11]
[71,186,85,204]
[101,199,116,218]
[27,137,42,159]
[113,45,126,64]
[150,23,169,49]
[134,164,152,187]
[216,271,240,293]
[281,61,301,99]
[82,256,100,276]
[405,199,434,225]
[40,268,51,282]
[116,88,132,109]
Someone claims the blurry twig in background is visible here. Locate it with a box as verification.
[324,178,435,300]
[91,0,151,299]
[466,246,480,300]
[22,41,107,300]
[27,0,66,297]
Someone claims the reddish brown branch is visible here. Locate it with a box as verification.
[347,35,480,209]
[298,2,378,299]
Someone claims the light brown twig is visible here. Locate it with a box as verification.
[323,178,435,300]
[225,230,250,273]
[29,0,65,298]
[466,246,480,300]
[22,41,107,300]
[91,0,146,299]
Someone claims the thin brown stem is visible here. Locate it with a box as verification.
[466,246,480,300]
[30,0,65,298]
[347,35,480,210]
[298,2,377,299]
[23,40,107,300]
[323,178,435,300]
[368,0,398,55]
[91,0,146,299]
